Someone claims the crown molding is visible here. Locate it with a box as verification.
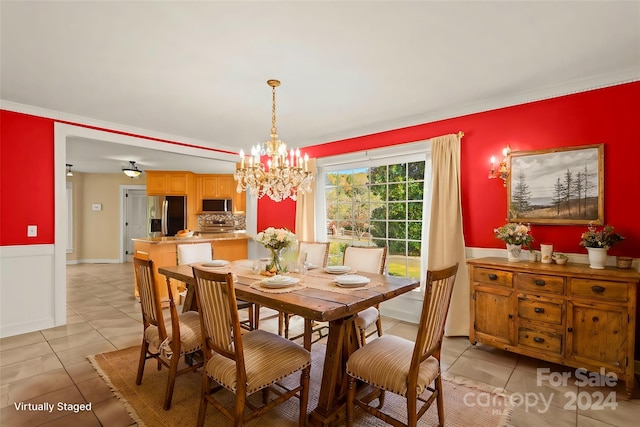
[0,99,239,155]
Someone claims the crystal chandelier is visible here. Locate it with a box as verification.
[234,79,314,202]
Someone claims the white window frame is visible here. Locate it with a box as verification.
[315,140,432,294]
[66,182,73,254]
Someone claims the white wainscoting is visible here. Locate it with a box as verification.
[0,244,65,338]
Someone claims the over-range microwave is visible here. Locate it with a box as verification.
[202,198,233,213]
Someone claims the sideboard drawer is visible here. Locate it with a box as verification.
[518,297,563,325]
[473,268,513,288]
[517,273,564,295]
[518,326,563,354]
[570,278,628,302]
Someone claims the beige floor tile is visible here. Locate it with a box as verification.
[383,321,418,341]
[506,368,578,409]
[577,398,640,426]
[65,360,101,384]
[40,322,94,341]
[76,376,116,404]
[0,369,74,410]
[466,342,519,368]
[0,331,45,352]
[0,341,54,367]
[508,401,577,426]
[576,414,617,426]
[91,396,136,426]
[47,329,108,353]
[442,336,473,355]
[54,341,117,368]
[86,313,140,330]
[0,384,87,427]
[78,307,128,322]
[447,353,513,389]
[0,353,63,385]
[107,332,143,350]
[37,409,102,426]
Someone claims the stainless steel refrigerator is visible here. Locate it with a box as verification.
[147,195,187,237]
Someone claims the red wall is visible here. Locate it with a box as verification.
[0,111,55,245]
[2,82,639,256]
[259,82,640,257]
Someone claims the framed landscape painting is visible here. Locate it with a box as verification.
[507,144,604,225]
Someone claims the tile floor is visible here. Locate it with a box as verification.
[1,263,638,426]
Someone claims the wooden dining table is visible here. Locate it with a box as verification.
[159,261,419,427]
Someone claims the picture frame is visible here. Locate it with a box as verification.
[507,143,604,225]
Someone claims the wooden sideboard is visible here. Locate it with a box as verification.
[468,257,640,397]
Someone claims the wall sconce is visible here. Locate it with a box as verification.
[488,145,510,186]
[66,164,73,177]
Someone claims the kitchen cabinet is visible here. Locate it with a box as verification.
[197,174,246,213]
[146,171,193,196]
[468,257,640,397]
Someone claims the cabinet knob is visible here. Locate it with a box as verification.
[488,274,498,280]
[533,337,545,343]
[508,314,513,319]
[592,316,599,322]
[591,285,605,293]
[567,327,573,332]
[534,307,545,313]
[534,279,546,286]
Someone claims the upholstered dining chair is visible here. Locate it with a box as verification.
[343,245,388,345]
[192,267,311,427]
[177,243,258,330]
[278,241,330,339]
[134,257,203,410]
[345,263,459,427]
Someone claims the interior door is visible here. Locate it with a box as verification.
[125,189,148,262]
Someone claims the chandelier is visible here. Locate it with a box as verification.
[234,79,314,202]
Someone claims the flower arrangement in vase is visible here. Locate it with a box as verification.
[579,222,624,269]
[494,222,534,262]
[255,227,297,274]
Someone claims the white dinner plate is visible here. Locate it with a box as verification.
[324,266,351,274]
[202,259,229,267]
[334,274,370,287]
[261,275,300,288]
[304,263,318,270]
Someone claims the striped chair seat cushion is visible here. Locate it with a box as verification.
[354,306,379,331]
[205,329,311,395]
[144,311,202,357]
[346,335,440,397]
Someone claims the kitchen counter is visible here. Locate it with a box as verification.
[132,232,250,300]
[132,232,251,244]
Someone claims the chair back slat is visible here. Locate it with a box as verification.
[343,245,387,274]
[192,268,242,360]
[413,263,459,362]
[134,258,166,335]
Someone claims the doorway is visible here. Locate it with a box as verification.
[121,186,147,262]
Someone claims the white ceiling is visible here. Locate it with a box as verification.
[1,1,639,174]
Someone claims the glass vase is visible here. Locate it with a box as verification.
[267,247,285,274]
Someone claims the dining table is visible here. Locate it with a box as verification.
[158,260,419,427]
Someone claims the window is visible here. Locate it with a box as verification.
[317,142,431,283]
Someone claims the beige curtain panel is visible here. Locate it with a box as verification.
[295,158,317,242]
[428,134,469,337]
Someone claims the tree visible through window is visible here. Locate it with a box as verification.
[325,161,425,280]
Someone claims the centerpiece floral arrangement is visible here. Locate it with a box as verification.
[255,227,297,274]
[579,222,624,249]
[494,222,534,247]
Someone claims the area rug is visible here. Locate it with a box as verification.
[89,344,513,426]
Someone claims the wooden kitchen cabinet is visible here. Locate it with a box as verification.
[468,257,640,397]
[145,171,193,196]
[197,174,246,213]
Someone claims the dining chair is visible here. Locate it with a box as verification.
[134,257,203,410]
[345,263,459,427]
[343,245,388,345]
[177,243,258,330]
[278,241,330,339]
[192,267,311,427]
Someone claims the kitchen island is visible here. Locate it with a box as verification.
[132,233,250,301]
